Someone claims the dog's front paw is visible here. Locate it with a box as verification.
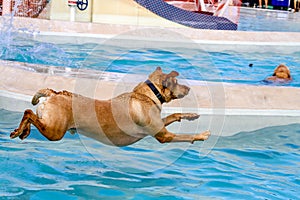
[192,130,211,143]
[10,129,21,139]
[182,113,200,121]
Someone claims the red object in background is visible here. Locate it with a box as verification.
[0,0,48,17]
[68,0,77,6]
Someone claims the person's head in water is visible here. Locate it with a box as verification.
[265,64,292,83]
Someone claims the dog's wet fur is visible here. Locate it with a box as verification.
[11,67,210,146]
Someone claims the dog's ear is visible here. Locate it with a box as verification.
[156,66,162,71]
[148,67,163,81]
[166,71,179,78]
[151,67,163,76]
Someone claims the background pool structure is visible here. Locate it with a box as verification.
[1,8,300,200]
[1,36,300,87]
[0,7,300,87]
[238,7,300,32]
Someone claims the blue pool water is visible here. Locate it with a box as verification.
[238,8,300,32]
[1,38,300,87]
[0,109,299,199]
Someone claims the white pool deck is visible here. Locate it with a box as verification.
[1,17,300,137]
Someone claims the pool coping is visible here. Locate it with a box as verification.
[6,16,300,54]
[5,16,300,44]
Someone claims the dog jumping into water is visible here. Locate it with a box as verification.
[11,67,210,146]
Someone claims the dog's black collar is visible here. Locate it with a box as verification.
[145,79,165,104]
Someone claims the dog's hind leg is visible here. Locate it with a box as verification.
[18,122,31,140]
[11,109,67,141]
[11,109,34,139]
[155,127,210,144]
[162,113,200,127]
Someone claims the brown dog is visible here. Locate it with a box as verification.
[265,64,292,83]
[11,67,210,146]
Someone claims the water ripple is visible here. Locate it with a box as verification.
[0,109,300,199]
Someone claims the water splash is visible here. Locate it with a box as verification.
[0,1,74,68]
[0,0,22,53]
[0,0,37,62]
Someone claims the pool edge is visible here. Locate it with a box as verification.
[1,62,300,137]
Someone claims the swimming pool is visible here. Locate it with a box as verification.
[1,108,299,199]
[238,7,300,32]
[1,37,300,199]
[1,8,300,88]
[1,36,300,87]
[1,11,300,199]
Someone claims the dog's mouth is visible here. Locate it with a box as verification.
[176,94,186,99]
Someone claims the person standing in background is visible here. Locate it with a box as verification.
[258,0,268,8]
[294,0,299,12]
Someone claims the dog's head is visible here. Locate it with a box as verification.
[272,64,291,79]
[148,67,190,102]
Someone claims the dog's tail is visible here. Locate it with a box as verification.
[31,88,56,105]
[32,88,74,105]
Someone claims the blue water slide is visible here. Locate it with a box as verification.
[135,0,237,30]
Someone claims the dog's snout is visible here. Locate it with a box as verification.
[183,85,190,94]
[186,86,190,92]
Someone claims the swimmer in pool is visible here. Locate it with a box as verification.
[264,64,292,84]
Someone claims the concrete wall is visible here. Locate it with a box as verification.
[47,0,183,27]
[49,0,92,22]
[92,0,183,27]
